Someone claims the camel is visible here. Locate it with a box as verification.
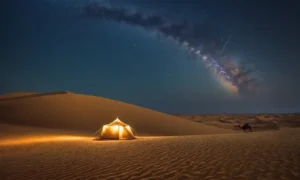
[235,123,252,132]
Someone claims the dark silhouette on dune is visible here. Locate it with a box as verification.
[236,123,252,132]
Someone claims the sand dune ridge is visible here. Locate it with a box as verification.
[0,92,233,136]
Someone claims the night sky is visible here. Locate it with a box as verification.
[1,0,300,114]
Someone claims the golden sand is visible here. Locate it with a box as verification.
[0,92,299,180]
[1,126,299,180]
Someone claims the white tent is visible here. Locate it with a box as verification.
[96,117,136,140]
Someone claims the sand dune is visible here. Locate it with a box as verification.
[1,125,299,180]
[1,92,299,179]
[0,92,233,136]
[0,92,37,100]
[176,114,300,131]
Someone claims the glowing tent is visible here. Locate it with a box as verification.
[96,117,136,140]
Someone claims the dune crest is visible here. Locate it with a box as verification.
[0,92,37,100]
[0,91,70,101]
[0,92,233,136]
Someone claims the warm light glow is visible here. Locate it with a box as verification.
[126,126,131,131]
[0,135,87,146]
[99,118,136,140]
[112,125,119,132]
[119,126,124,138]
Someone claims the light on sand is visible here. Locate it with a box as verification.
[0,135,87,146]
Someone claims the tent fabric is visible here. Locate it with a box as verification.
[98,117,136,140]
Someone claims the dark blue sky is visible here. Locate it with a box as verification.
[1,0,300,113]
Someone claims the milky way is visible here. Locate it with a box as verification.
[81,2,260,96]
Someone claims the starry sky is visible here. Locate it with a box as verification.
[1,0,300,114]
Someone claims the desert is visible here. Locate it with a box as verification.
[3,0,299,179]
[1,92,300,180]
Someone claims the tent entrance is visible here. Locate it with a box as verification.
[118,126,124,139]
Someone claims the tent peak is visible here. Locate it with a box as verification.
[114,117,122,122]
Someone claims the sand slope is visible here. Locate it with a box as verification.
[1,125,299,180]
[0,92,233,136]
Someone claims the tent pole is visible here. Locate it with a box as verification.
[94,127,103,137]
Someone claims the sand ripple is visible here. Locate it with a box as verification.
[1,128,300,180]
